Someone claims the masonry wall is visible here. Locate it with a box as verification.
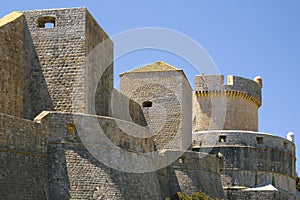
[85,10,113,117]
[120,70,192,151]
[111,89,147,126]
[225,190,298,200]
[23,8,86,119]
[0,13,24,118]
[193,75,261,131]
[193,94,259,131]
[157,151,224,199]
[0,113,48,199]
[193,131,296,194]
[23,8,113,119]
[39,112,160,199]
[182,74,193,149]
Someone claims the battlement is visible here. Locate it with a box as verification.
[0,7,298,200]
[195,75,262,106]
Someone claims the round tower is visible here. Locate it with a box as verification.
[193,75,262,131]
[192,75,297,199]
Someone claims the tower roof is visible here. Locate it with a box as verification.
[120,61,181,75]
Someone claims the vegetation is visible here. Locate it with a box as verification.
[177,191,214,200]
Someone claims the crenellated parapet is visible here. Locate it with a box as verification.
[194,75,262,106]
[193,75,262,131]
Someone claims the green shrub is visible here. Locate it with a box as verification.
[177,191,211,200]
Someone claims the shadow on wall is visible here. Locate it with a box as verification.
[48,141,162,199]
[110,89,148,127]
[23,19,53,120]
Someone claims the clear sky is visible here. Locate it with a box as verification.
[1,1,299,173]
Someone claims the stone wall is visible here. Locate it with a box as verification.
[193,75,261,131]
[37,111,160,199]
[193,131,296,194]
[111,89,147,126]
[0,12,24,118]
[23,8,87,119]
[225,190,298,200]
[23,8,113,119]
[182,73,193,149]
[120,64,192,151]
[157,151,224,199]
[0,113,48,199]
[85,10,113,117]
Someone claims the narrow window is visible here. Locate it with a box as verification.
[178,157,184,164]
[256,137,263,144]
[284,142,288,149]
[142,101,152,108]
[219,135,227,143]
[38,16,56,28]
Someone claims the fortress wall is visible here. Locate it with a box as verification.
[157,151,224,199]
[225,190,297,200]
[0,113,48,199]
[193,132,296,193]
[197,146,295,192]
[194,75,261,102]
[55,146,162,200]
[85,10,114,117]
[193,75,261,131]
[193,131,295,155]
[181,73,193,149]
[193,94,259,131]
[111,89,147,126]
[23,8,93,119]
[0,13,24,118]
[38,112,161,199]
[120,70,192,150]
[221,170,296,194]
[22,8,113,119]
[40,112,154,152]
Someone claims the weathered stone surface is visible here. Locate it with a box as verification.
[0,7,298,200]
[0,13,24,118]
[193,131,297,198]
[157,151,224,199]
[0,113,48,199]
[193,75,261,131]
[22,8,113,120]
[120,61,192,151]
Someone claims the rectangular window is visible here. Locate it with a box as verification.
[256,137,263,144]
[284,142,288,149]
[38,16,56,28]
[219,135,227,143]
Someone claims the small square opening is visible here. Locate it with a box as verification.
[256,137,263,144]
[284,142,288,149]
[67,124,76,135]
[219,135,227,143]
[178,157,184,164]
[38,16,56,28]
[142,101,152,108]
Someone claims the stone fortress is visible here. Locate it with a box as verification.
[0,7,298,200]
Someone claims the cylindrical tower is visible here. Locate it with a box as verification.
[192,75,297,199]
[193,75,262,131]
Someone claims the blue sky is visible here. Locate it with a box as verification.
[1,1,299,173]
